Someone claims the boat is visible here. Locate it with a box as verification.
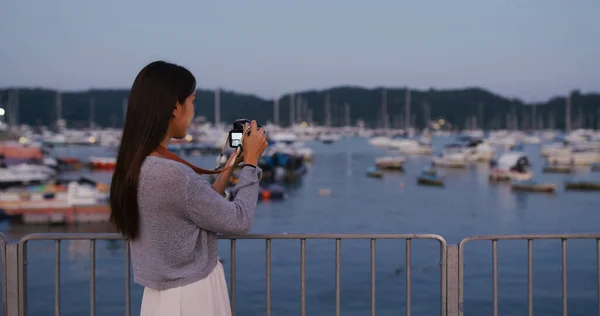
[317,132,341,144]
[592,163,600,172]
[521,135,542,144]
[389,138,433,155]
[511,180,556,193]
[565,181,600,191]
[0,180,110,224]
[267,132,314,161]
[375,156,406,171]
[488,152,533,181]
[369,136,392,148]
[546,148,600,166]
[366,167,383,178]
[0,141,44,161]
[542,164,573,173]
[258,152,308,183]
[454,137,496,162]
[431,147,468,169]
[0,163,57,189]
[417,173,444,186]
[88,157,116,170]
[541,141,573,157]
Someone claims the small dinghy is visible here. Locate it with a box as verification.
[511,180,556,193]
[591,163,600,172]
[417,172,444,187]
[565,181,600,191]
[542,164,573,174]
[366,167,383,178]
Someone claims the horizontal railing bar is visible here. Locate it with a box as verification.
[460,234,600,245]
[20,233,125,243]
[18,233,447,244]
[219,234,445,240]
[18,233,600,244]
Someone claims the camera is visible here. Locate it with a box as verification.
[229,119,262,148]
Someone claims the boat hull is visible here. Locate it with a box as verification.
[489,169,533,181]
[565,182,600,191]
[417,176,444,186]
[511,183,556,193]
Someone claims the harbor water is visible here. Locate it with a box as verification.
[2,137,600,316]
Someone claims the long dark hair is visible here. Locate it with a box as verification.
[110,61,196,240]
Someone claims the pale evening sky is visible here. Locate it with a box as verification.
[0,0,598,102]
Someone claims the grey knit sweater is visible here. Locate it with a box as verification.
[130,156,261,290]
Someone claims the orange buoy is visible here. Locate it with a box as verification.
[261,190,271,200]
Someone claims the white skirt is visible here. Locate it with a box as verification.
[140,262,232,316]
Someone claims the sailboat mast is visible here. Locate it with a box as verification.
[273,97,279,126]
[565,93,571,132]
[289,93,295,126]
[214,88,221,125]
[404,87,411,130]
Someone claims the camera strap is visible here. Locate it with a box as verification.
[153,124,251,175]
[154,145,233,175]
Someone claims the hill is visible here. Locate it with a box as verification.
[0,87,598,130]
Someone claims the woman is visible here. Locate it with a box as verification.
[110,60,268,315]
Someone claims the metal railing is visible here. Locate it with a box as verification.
[457,234,600,316]
[17,233,129,316]
[4,233,448,316]
[2,232,600,315]
[221,234,447,316]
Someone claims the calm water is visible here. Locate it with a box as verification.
[1,137,599,315]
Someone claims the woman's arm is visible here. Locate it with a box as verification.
[186,165,261,234]
[212,152,239,195]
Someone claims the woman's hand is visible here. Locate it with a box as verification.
[242,120,268,166]
[232,151,244,165]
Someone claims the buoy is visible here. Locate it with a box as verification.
[261,190,271,200]
[319,188,332,196]
[258,187,286,201]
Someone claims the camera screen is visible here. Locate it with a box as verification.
[231,132,243,147]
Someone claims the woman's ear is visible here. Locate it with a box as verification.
[172,101,181,118]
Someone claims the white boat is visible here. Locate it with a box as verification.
[541,142,572,157]
[369,136,392,148]
[375,156,406,170]
[487,134,518,148]
[317,133,341,144]
[546,149,600,166]
[489,152,533,181]
[0,163,57,189]
[388,138,432,155]
[432,148,468,168]
[453,138,495,162]
[521,135,541,144]
[266,132,314,161]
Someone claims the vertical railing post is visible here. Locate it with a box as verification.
[17,240,27,316]
[1,235,6,315]
[5,244,21,316]
[447,245,459,316]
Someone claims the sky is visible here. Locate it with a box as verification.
[0,0,598,102]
